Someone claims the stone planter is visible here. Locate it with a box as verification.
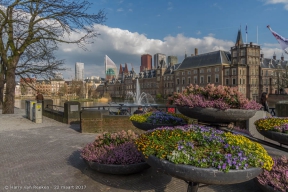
[276,101,288,117]
[131,121,176,131]
[145,155,262,192]
[177,106,257,123]
[258,130,288,145]
[83,159,150,175]
[254,178,279,192]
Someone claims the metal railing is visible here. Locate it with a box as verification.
[81,104,178,116]
[46,104,64,112]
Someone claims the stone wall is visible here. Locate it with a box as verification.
[81,110,144,134]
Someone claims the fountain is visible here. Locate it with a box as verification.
[124,79,155,105]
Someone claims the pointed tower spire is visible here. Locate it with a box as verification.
[124,63,129,74]
[273,52,276,60]
[119,64,123,75]
[235,29,243,46]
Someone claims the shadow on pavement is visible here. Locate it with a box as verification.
[69,123,81,132]
[67,150,172,192]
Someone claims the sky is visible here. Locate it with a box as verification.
[55,0,288,80]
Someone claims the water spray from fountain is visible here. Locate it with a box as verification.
[125,79,155,105]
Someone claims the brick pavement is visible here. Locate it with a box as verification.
[0,108,283,192]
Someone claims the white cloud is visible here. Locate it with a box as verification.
[167,2,173,10]
[117,8,124,12]
[128,8,133,12]
[177,26,181,29]
[56,24,284,79]
[264,0,288,10]
[196,31,201,35]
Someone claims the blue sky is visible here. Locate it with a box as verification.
[57,0,288,79]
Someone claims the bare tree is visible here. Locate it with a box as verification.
[0,0,106,113]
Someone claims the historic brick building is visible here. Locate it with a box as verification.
[96,30,288,101]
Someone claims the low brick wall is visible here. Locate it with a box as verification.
[43,109,64,123]
[80,110,144,134]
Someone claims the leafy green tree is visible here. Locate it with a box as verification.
[0,0,106,113]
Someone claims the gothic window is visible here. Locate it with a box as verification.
[194,76,197,84]
[200,76,204,83]
[233,78,236,85]
[225,69,229,76]
[207,75,211,83]
[225,79,229,85]
[215,74,219,83]
[232,68,237,75]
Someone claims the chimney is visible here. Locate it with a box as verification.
[260,53,264,58]
[250,42,253,46]
[195,48,198,56]
[281,53,284,61]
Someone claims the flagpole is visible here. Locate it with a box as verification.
[245,24,247,44]
[246,32,247,44]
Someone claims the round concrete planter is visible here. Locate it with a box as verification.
[83,159,150,175]
[145,155,262,192]
[258,130,288,145]
[131,121,176,131]
[254,178,279,192]
[177,106,257,123]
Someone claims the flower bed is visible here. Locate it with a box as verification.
[168,84,262,110]
[81,130,144,165]
[129,111,189,125]
[255,117,288,132]
[256,156,288,192]
[135,125,273,172]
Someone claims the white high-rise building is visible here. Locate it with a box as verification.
[154,53,167,68]
[75,62,84,80]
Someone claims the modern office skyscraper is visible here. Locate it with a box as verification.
[154,53,167,68]
[104,55,117,80]
[75,62,84,80]
[140,54,152,72]
[167,56,178,67]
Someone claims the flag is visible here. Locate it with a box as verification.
[267,25,288,54]
[246,25,247,34]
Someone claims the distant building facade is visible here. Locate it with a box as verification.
[105,55,117,81]
[100,29,288,101]
[167,56,178,67]
[140,54,152,72]
[154,53,167,69]
[75,62,84,81]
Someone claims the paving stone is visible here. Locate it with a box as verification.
[0,108,281,192]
